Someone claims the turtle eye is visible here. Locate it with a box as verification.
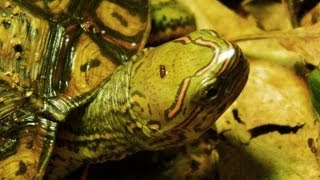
[205,86,219,98]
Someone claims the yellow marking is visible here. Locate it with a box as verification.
[0,123,55,179]
[63,33,117,99]
[96,1,145,36]
[32,0,71,15]
[47,0,71,14]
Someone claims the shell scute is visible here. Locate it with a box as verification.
[0,0,150,179]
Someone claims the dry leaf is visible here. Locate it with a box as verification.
[230,23,320,68]
[178,0,261,39]
[242,0,293,31]
[300,3,320,27]
[213,59,320,179]
[236,37,303,67]
[279,23,320,66]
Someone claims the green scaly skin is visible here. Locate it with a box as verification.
[48,30,249,178]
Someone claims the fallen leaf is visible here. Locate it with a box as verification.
[178,0,261,39]
[278,23,320,66]
[300,2,320,27]
[236,37,303,67]
[213,59,320,179]
[242,0,293,31]
[229,23,320,68]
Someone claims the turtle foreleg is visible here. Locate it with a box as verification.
[0,81,57,179]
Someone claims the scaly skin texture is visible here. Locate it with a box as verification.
[48,30,249,178]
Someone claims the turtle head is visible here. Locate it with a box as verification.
[129,30,249,149]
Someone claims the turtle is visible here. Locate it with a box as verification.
[0,0,249,179]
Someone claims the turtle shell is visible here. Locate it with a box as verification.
[0,0,150,179]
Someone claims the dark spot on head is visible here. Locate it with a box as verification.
[15,161,27,176]
[159,64,167,78]
[80,59,101,72]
